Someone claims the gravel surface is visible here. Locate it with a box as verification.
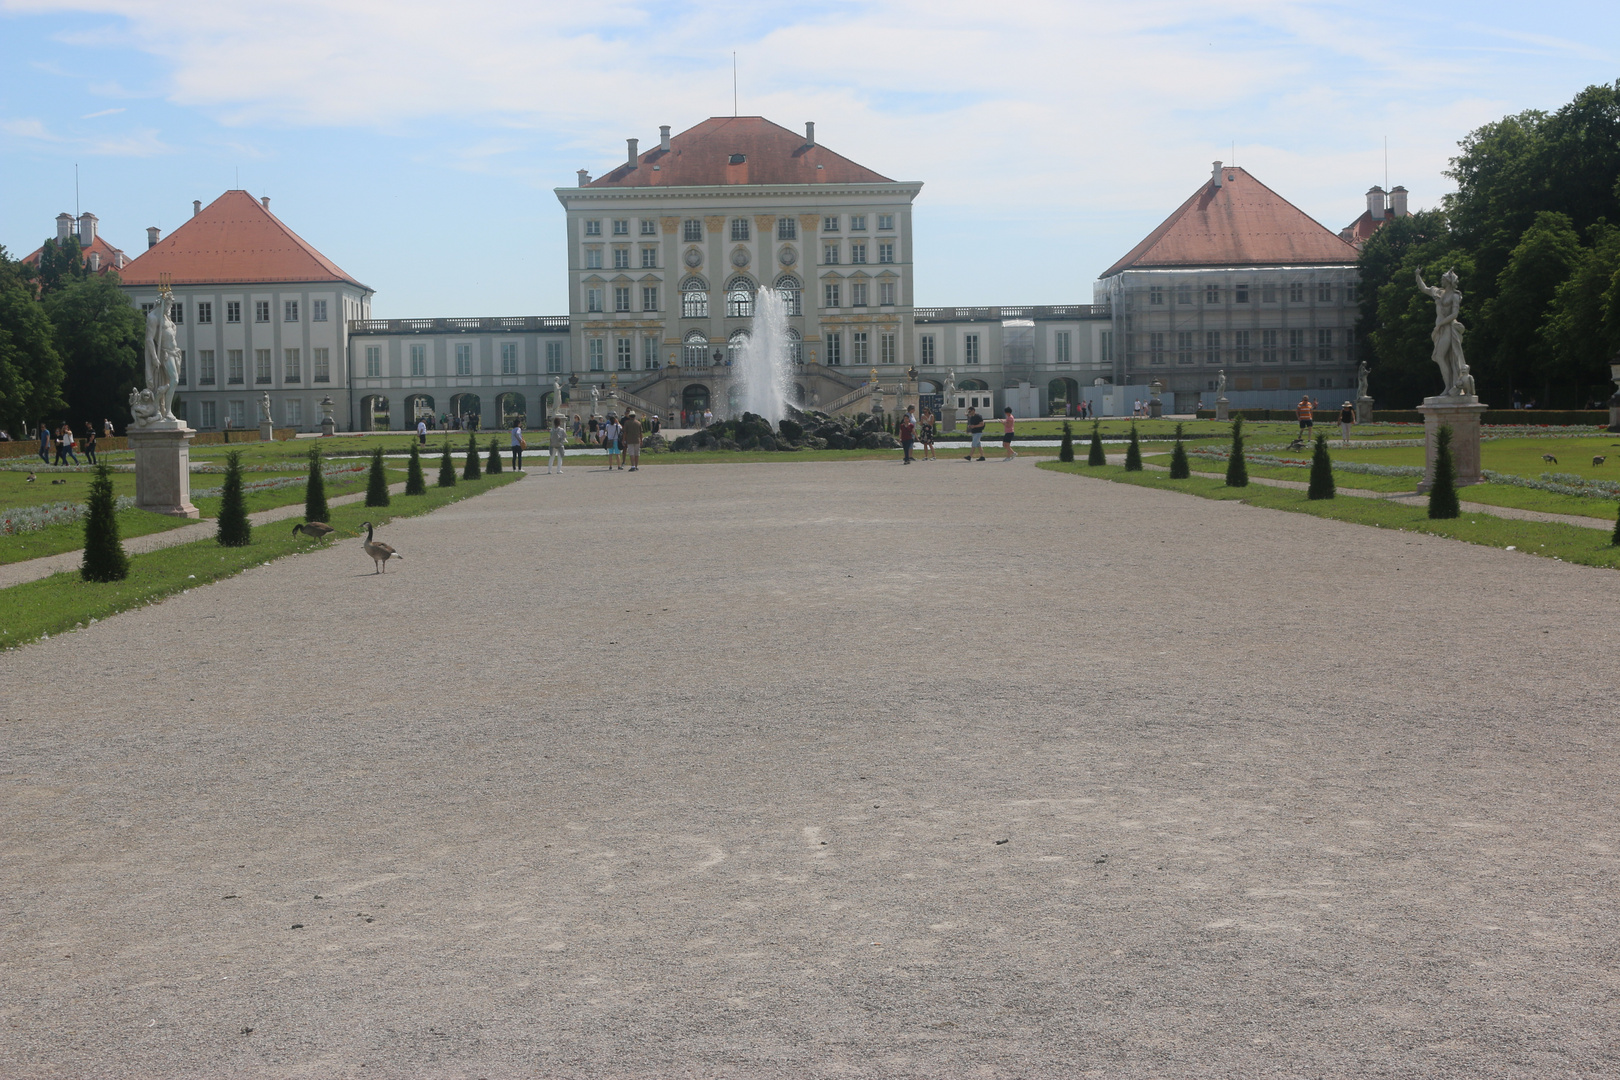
[3,458,1618,1078]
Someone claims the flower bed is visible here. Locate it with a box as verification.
[2,496,138,536]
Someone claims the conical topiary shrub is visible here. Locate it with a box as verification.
[1087,421,1105,466]
[364,445,390,507]
[463,432,481,480]
[1225,416,1249,487]
[1058,420,1074,462]
[1124,423,1143,471]
[1169,422,1191,479]
[80,463,128,581]
[216,450,252,546]
[1428,424,1459,519]
[1308,434,1336,500]
[437,442,456,487]
[404,441,426,496]
[303,443,329,523]
[486,436,503,474]
[1612,497,1620,546]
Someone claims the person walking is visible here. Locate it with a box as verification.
[602,413,622,470]
[1338,400,1355,446]
[59,423,80,465]
[83,424,97,465]
[510,420,525,470]
[964,408,986,461]
[587,414,599,448]
[899,407,916,464]
[1296,396,1315,440]
[102,418,114,437]
[1001,406,1018,460]
[548,416,567,474]
[417,417,428,445]
[37,422,51,465]
[919,407,937,461]
[622,409,643,472]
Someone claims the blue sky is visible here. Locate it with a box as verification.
[2,1,1616,318]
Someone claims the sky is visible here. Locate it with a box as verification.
[2,0,1617,318]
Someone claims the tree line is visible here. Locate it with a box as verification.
[0,238,144,439]
[1359,81,1620,409]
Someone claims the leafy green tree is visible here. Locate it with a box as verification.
[1058,420,1074,462]
[1087,421,1105,466]
[1482,211,1582,401]
[1307,434,1336,500]
[303,444,330,522]
[365,446,390,507]
[1225,417,1248,487]
[404,441,426,495]
[1169,422,1190,478]
[216,451,252,546]
[1543,222,1620,401]
[1428,426,1460,519]
[463,433,481,480]
[1123,424,1143,471]
[29,236,87,296]
[486,436,503,474]
[80,463,128,581]
[41,272,143,432]
[437,442,456,487]
[0,248,66,434]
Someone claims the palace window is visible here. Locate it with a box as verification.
[880,332,896,365]
[823,243,840,265]
[284,348,301,382]
[681,278,708,318]
[1176,284,1192,305]
[170,301,184,324]
[726,278,754,318]
[1289,328,1305,362]
[1149,333,1165,364]
[1317,282,1333,303]
[730,218,750,242]
[228,400,244,428]
[255,349,272,383]
[1317,328,1333,362]
[588,338,604,371]
[312,299,327,322]
[614,286,631,312]
[640,219,658,236]
[640,247,658,268]
[1262,329,1279,363]
[850,214,867,231]
[683,331,708,367]
[643,335,659,369]
[284,300,299,322]
[363,347,378,379]
[788,328,803,364]
[199,401,217,429]
[255,301,270,323]
[683,219,702,242]
[612,219,629,236]
[585,220,602,236]
[199,349,216,385]
[1346,283,1358,301]
[1289,282,1304,303]
[826,331,842,365]
[586,287,603,313]
[920,334,935,365]
[878,213,894,230]
[197,301,213,324]
[616,337,633,370]
[1204,331,1220,365]
[643,286,658,312]
[456,343,473,376]
[501,342,518,375]
[1054,331,1072,364]
[1233,330,1250,364]
[964,333,980,364]
[1204,284,1219,305]
[226,301,241,324]
[314,347,330,382]
[1235,284,1250,304]
[822,215,839,232]
[774,275,802,316]
[878,241,894,264]
[1149,286,1164,305]
[852,331,869,366]
[411,344,426,376]
[777,217,797,240]
[1262,284,1277,303]
[879,281,896,306]
[546,341,563,373]
[1177,332,1194,364]
[824,283,841,308]
[850,242,866,264]
[286,399,301,426]
[851,282,868,307]
[586,249,603,269]
[613,248,630,269]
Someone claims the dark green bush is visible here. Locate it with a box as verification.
[303,444,329,523]
[1308,434,1336,500]
[365,446,390,507]
[437,442,456,487]
[1058,421,1074,462]
[1087,421,1105,466]
[486,437,503,474]
[1169,422,1190,479]
[1428,425,1459,519]
[80,463,128,581]
[463,433,481,480]
[404,442,426,496]
[1225,417,1248,487]
[1124,424,1143,471]
[216,450,252,546]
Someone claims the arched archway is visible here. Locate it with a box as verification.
[361,395,390,431]
[792,383,807,405]
[1047,377,1080,415]
[450,393,481,429]
[682,383,711,426]
[958,378,989,392]
[496,392,527,427]
[404,393,435,427]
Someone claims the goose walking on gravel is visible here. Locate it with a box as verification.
[359,521,400,574]
[292,521,336,539]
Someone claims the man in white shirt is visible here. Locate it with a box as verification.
[416,418,427,445]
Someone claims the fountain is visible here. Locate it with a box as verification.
[733,287,794,426]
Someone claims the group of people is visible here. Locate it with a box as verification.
[890,404,1020,463]
[1294,396,1360,446]
[896,406,939,464]
[30,421,101,466]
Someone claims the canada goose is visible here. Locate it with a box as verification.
[359,521,400,574]
[50,478,67,485]
[24,472,35,483]
[292,521,336,539]
[1543,453,1558,464]
[1595,456,1607,466]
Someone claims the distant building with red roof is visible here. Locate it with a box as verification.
[1338,185,1412,249]
[21,212,131,277]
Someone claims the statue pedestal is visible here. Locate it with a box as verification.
[129,424,200,519]
[1417,397,1487,493]
[321,418,336,437]
[942,405,957,432]
[259,420,275,442]
[1214,396,1230,421]
[1149,396,1163,418]
[1357,396,1374,424]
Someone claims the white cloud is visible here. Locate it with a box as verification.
[1,114,170,154]
[80,106,125,118]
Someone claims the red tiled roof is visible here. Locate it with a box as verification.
[587,117,893,188]
[1339,209,1403,249]
[21,233,130,276]
[1102,166,1358,278]
[119,190,370,290]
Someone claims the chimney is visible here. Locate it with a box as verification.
[260,196,270,210]
[147,226,161,249]
[193,200,202,217]
[805,121,815,147]
[577,169,591,187]
[1367,186,1385,220]
[89,252,101,272]
[659,125,671,152]
[77,212,98,245]
[1211,161,1223,188]
[55,213,73,241]
[1389,185,1409,217]
[627,138,639,168]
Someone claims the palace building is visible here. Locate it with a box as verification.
[104,119,1373,432]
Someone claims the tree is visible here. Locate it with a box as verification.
[0,248,66,434]
[41,272,143,432]
[1428,426,1460,519]
[1169,422,1191,478]
[1308,434,1336,500]
[303,444,330,522]
[365,446,390,507]
[29,236,87,296]
[1225,417,1248,487]
[486,436,503,474]
[1482,211,1582,402]
[1058,420,1074,462]
[1123,424,1143,471]
[463,432,481,480]
[1087,421,1105,466]
[80,463,128,581]
[216,450,252,546]
[405,441,426,495]
[1543,222,1620,402]
[437,442,457,487]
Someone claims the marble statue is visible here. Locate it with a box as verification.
[136,286,182,425]
[1215,370,1227,398]
[1416,268,1476,398]
[320,395,334,422]
[128,387,160,426]
[945,369,956,396]
[1357,361,1370,400]
[553,377,563,415]
[590,385,600,413]
[260,392,273,423]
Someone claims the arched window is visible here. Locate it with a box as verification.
[774,274,802,316]
[726,276,754,318]
[683,330,709,368]
[728,329,750,363]
[787,327,803,364]
[680,277,709,319]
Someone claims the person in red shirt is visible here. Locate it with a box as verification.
[1001,407,1017,460]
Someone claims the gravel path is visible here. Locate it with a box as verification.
[3,459,1618,1078]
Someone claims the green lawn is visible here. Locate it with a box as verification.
[1039,461,1620,569]
[0,471,522,649]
